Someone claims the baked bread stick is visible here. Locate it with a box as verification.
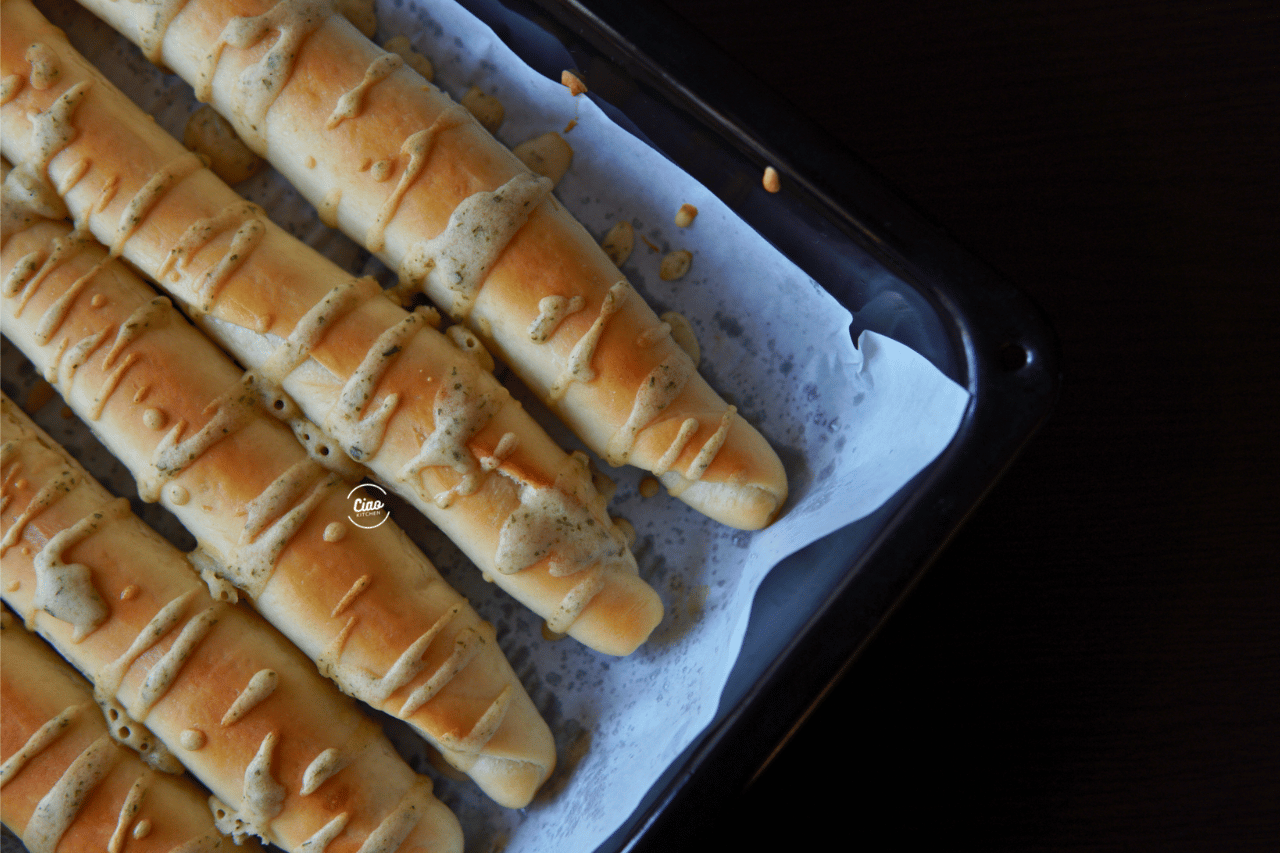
[0,176,557,807]
[0,402,464,851]
[1,607,254,853]
[72,0,789,530]
[0,608,244,852]
[0,0,663,658]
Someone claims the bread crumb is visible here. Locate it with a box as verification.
[384,35,434,81]
[24,379,55,412]
[613,517,637,549]
[763,165,781,193]
[561,69,588,96]
[183,105,263,185]
[462,86,505,133]
[659,249,692,281]
[601,221,635,267]
[661,310,700,365]
[513,131,574,186]
[638,477,661,498]
[674,203,698,227]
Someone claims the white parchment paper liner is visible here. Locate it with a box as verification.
[2,1,972,851]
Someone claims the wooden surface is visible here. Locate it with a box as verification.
[658,0,1280,849]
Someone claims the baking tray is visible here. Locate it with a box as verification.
[450,0,1062,850]
[0,0,1058,849]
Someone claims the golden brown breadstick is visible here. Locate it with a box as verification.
[0,0,663,659]
[1,607,251,853]
[0,182,559,808]
[0,609,243,851]
[0,402,464,850]
[73,0,788,530]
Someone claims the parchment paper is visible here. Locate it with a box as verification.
[5,2,972,851]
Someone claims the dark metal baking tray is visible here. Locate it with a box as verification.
[452,0,1061,849]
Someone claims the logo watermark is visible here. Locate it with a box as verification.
[347,483,390,529]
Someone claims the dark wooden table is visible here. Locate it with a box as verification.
[655,1,1280,849]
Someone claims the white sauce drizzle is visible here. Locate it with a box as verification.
[399,361,498,506]
[256,275,381,391]
[87,350,138,422]
[102,297,170,371]
[1,74,23,104]
[131,0,192,64]
[317,615,358,681]
[33,497,129,642]
[330,573,371,618]
[32,255,107,346]
[671,406,736,496]
[138,389,256,503]
[199,0,332,151]
[654,417,700,476]
[528,294,585,343]
[241,731,286,830]
[110,153,204,258]
[397,172,551,319]
[55,330,109,406]
[605,353,695,467]
[547,280,628,403]
[25,79,91,175]
[107,771,151,853]
[25,43,61,91]
[300,811,349,851]
[220,668,279,726]
[191,216,266,312]
[220,470,338,599]
[366,104,468,254]
[135,604,220,715]
[0,704,85,788]
[0,466,76,556]
[2,251,46,301]
[179,728,207,751]
[322,308,426,462]
[326,52,402,130]
[8,233,84,319]
[240,458,327,543]
[439,685,512,753]
[156,201,261,283]
[398,622,480,718]
[494,485,627,577]
[357,778,435,853]
[360,604,460,705]
[545,567,607,635]
[98,590,198,698]
[23,734,119,853]
[300,747,346,796]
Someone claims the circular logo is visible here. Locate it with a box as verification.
[347,483,391,529]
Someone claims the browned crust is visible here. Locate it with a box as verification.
[0,610,243,851]
[78,0,788,529]
[1,399,465,850]
[0,190,559,805]
[0,1,664,658]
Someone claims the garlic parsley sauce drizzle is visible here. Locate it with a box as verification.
[9,25,638,639]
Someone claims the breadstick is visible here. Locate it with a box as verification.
[73,0,789,530]
[0,0,663,659]
[1,607,255,852]
[0,402,463,851]
[0,182,560,808]
[0,609,242,852]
